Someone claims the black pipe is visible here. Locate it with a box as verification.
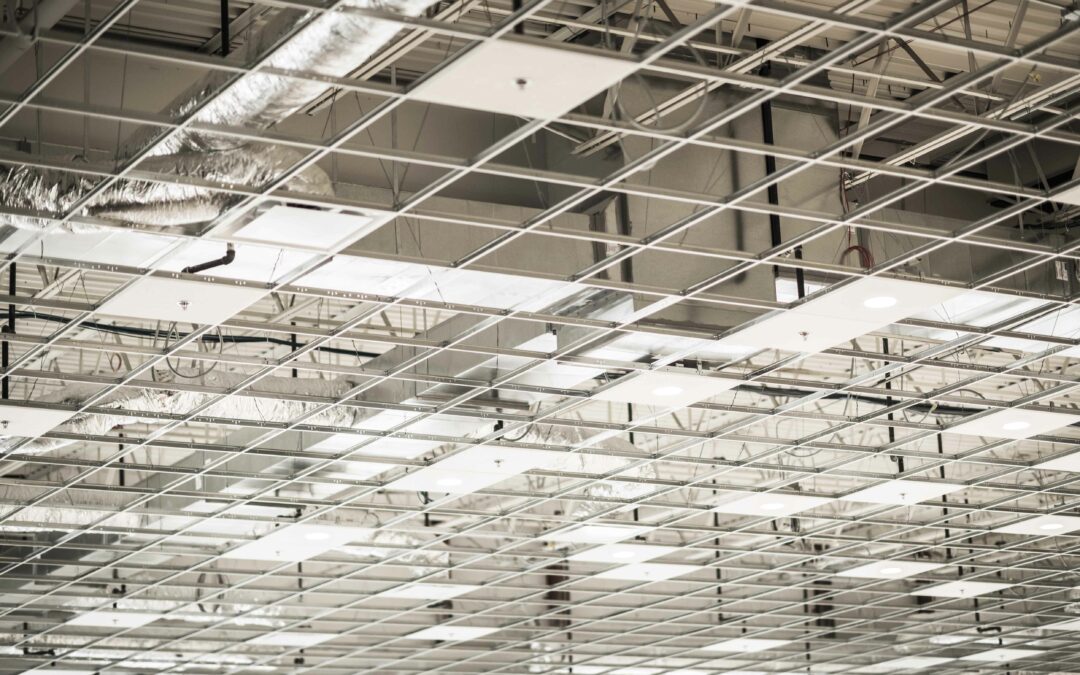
[181,244,235,275]
[219,0,230,57]
[512,0,523,34]
[2,263,13,399]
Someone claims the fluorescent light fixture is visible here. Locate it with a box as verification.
[403,625,499,641]
[914,580,1012,597]
[221,524,370,562]
[712,491,832,517]
[701,638,790,652]
[247,632,336,647]
[1034,451,1080,472]
[411,40,637,119]
[66,610,162,628]
[960,648,1043,662]
[0,406,73,437]
[100,277,265,325]
[591,370,740,408]
[991,514,1080,535]
[541,523,652,544]
[717,277,964,354]
[594,563,701,581]
[233,205,384,252]
[840,480,964,506]
[837,560,943,579]
[946,408,1080,439]
[379,583,480,600]
[384,447,562,494]
[568,543,679,564]
[855,656,954,673]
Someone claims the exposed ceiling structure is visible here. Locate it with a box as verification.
[0,0,1079,671]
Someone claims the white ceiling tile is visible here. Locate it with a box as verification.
[837,560,944,579]
[411,40,637,119]
[568,543,680,564]
[591,370,740,407]
[221,524,371,562]
[701,638,790,653]
[247,631,337,647]
[541,523,652,544]
[840,480,965,506]
[379,583,480,601]
[913,580,1012,597]
[66,610,163,628]
[593,563,702,581]
[960,648,1043,662]
[233,205,386,252]
[99,277,265,325]
[403,625,499,641]
[0,406,73,437]
[712,491,832,517]
[991,514,1080,535]
[946,408,1080,439]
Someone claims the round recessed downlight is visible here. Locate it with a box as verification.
[879,566,903,575]
[652,385,684,397]
[863,296,898,309]
[1002,420,1031,431]
[437,476,464,487]
[612,550,637,559]
[760,501,786,511]
[304,531,331,542]
[1040,522,1064,531]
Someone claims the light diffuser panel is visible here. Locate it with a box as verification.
[840,480,964,506]
[946,408,1080,439]
[247,632,337,647]
[568,543,679,564]
[541,523,652,544]
[66,610,163,628]
[404,625,499,641]
[914,580,1012,597]
[221,524,371,562]
[593,563,701,581]
[99,277,265,325]
[591,370,740,408]
[701,638,790,653]
[712,491,832,517]
[838,560,944,579]
[233,205,384,252]
[991,514,1080,535]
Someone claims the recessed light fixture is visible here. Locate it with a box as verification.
[594,563,702,581]
[591,370,740,408]
[712,491,833,517]
[378,583,480,601]
[960,648,1043,662]
[100,277,265,325]
[410,40,637,119]
[66,610,163,628]
[840,480,965,506]
[540,523,653,544]
[233,205,384,252]
[855,656,954,672]
[914,580,1012,598]
[863,296,899,309]
[716,277,964,354]
[247,632,337,647]
[403,625,499,642]
[701,638,791,653]
[837,560,944,579]
[0,405,74,438]
[991,514,1080,536]
[221,524,370,562]
[945,408,1080,440]
[568,543,679,564]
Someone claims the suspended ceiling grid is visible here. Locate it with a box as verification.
[0,0,1079,672]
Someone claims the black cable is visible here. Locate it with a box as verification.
[10,310,381,359]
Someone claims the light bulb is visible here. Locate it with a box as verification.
[863,296,898,309]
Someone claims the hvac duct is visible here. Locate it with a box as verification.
[0,0,439,232]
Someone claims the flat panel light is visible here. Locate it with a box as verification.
[247,632,336,647]
[701,638,790,653]
[991,514,1080,535]
[66,610,163,628]
[234,205,383,252]
[0,406,73,437]
[855,656,954,672]
[960,648,1043,662]
[100,277,265,325]
[914,580,1012,597]
[403,625,499,641]
[840,480,964,506]
[221,524,370,562]
[712,491,832,517]
[591,370,740,408]
[379,583,480,600]
[946,408,1080,439]
[837,561,944,579]
[568,543,680,564]
[411,40,637,119]
[541,523,652,544]
[1033,451,1080,472]
[717,278,965,354]
[594,563,701,581]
